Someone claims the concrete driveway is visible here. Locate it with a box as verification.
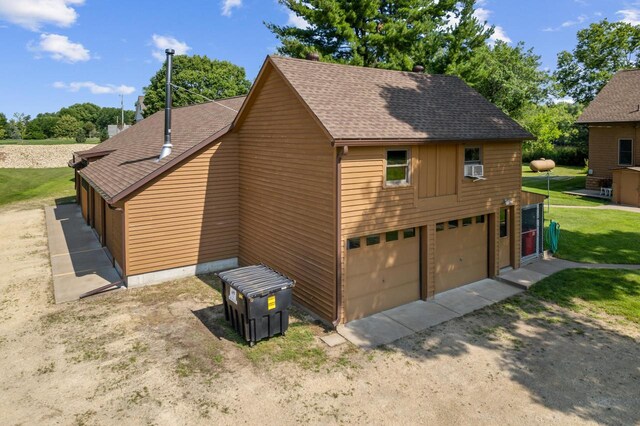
[338,279,523,348]
[45,204,122,303]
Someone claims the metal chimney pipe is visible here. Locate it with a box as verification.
[157,48,175,161]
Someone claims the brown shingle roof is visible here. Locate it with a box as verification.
[267,56,532,142]
[577,69,640,124]
[77,96,244,203]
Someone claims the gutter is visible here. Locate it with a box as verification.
[332,136,533,147]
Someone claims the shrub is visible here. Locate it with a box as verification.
[75,128,87,143]
[522,144,587,166]
[99,128,109,142]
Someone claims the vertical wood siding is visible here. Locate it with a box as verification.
[341,142,522,297]
[124,134,240,276]
[588,125,640,179]
[237,67,336,322]
[93,190,103,240]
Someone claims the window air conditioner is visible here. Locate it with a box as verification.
[464,164,484,178]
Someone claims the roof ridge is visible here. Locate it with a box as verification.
[269,55,460,79]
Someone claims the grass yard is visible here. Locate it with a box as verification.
[544,207,640,264]
[531,269,640,324]
[522,164,608,207]
[0,138,99,145]
[0,168,75,207]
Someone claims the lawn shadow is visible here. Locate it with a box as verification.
[386,294,640,425]
[55,196,76,205]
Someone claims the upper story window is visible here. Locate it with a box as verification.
[464,147,482,165]
[619,139,633,166]
[464,146,484,178]
[386,149,410,186]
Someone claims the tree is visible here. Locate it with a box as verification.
[449,41,550,118]
[25,113,59,139]
[53,114,82,138]
[0,113,7,139]
[58,103,101,125]
[99,128,109,142]
[143,55,252,117]
[7,113,30,139]
[95,107,135,130]
[518,102,587,150]
[265,0,492,72]
[83,122,97,138]
[75,128,87,143]
[555,19,640,104]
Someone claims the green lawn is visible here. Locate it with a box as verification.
[544,208,640,264]
[0,138,99,145]
[0,168,75,207]
[531,269,640,324]
[522,164,608,207]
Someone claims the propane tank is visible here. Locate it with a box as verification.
[529,158,556,172]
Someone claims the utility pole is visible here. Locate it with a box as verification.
[120,94,125,130]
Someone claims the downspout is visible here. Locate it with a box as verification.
[333,145,348,327]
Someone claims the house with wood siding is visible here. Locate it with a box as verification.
[576,69,640,207]
[72,55,546,324]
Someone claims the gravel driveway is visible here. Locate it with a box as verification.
[0,144,96,168]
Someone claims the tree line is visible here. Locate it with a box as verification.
[0,104,135,142]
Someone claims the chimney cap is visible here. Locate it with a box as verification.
[165,48,175,55]
[306,52,320,61]
[412,65,425,73]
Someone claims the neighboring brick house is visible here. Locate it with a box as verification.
[72,56,546,324]
[577,69,640,192]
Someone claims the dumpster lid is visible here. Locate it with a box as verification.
[217,264,295,298]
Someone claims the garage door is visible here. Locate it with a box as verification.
[345,229,420,321]
[435,216,488,293]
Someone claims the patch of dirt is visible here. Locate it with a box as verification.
[0,144,95,168]
[1,207,639,424]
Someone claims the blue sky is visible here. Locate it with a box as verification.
[0,0,638,117]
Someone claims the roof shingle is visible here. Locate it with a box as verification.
[268,56,532,142]
[577,69,640,124]
[78,96,244,202]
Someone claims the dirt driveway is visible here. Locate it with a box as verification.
[1,207,639,425]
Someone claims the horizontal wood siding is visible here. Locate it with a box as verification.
[237,66,336,322]
[124,134,240,276]
[341,142,522,298]
[588,125,640,179]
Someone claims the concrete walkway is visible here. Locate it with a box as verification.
[499,256,640,289]
[553,204,640,213]
[337,279,523,349]
[46,204,122,303]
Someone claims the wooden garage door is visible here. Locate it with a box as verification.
[345,229,420,321]
[435,216,488,293]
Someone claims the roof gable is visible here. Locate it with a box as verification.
[261,56,532,142]
[577,69,640,124]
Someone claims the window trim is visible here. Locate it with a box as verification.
[385,148,411,187]
[618,138,633,166]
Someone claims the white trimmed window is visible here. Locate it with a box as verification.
[464,146,482,165]
[619,139,633,166]
[386,149,410,185]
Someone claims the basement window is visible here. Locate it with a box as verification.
[619,139,633,166]
[386,149,410,185]
[347,238,361,250]
[385,231,399,242]
[403,228,416,239]
[366,235,381,246]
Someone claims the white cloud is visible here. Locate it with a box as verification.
[151,34,191,61]
[221,0,241,17]
[489,25,511,45]
[543,14,590,32]
[0,0,83,31]
[29,33,90,62]
[617,8,640,25]
[287,11,308,29]
[53,81,135,95]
